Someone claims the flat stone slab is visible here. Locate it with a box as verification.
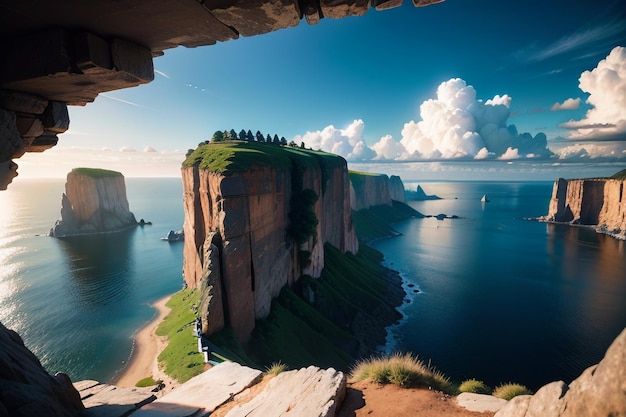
[225,366,346,417]
[72,381,157,417]
[133,361,262,416]
[456,392,508,413]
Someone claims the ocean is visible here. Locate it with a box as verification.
[1,178,625,389]
[0,178,185,382]
[373,181,626,389]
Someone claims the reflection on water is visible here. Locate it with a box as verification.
[58,230,135,307]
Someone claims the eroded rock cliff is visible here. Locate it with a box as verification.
[182,142,358,342]
[49,168,138,237]
[543,176,626,239]
[0,321,84,417]
[349,171,406,211]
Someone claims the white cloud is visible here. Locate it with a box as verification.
[562,46,626,140]
[294,119,376,161]
[154,69,171,79]
[371,135,408,160]
[551,97,581,111]
[498,147,521,160]
[143,146,157,152]
[399,78,552,160]
[120,147,137,152]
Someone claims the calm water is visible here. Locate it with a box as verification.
[0,178,184,382]
[1,179,625,389]
[374,181,626,390]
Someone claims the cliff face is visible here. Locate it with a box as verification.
[349,172,406,211]
[182,144,358,342]
[545,177,626,239]
[0,321,84,417]
[49,168,137,237]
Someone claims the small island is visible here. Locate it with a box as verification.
[49,167,139,237]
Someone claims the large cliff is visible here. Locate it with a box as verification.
[543,173,626,239]
[49,168,138,237]
[349,171,405,211]
[181,142,358,342]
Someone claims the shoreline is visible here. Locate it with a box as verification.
[113,294,179,393]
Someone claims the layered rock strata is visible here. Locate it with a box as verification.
[543,177,626,239]
[182,143,358,342]
[1,1,443,184]
[349,171,406,211]
[49,168,138,237]
[0,321,84,417]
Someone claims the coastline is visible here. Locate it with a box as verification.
[113,294,179,393]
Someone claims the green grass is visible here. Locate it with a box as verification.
[458,378,491,394]
[182,141,344,174]
[492,383,533,400]
[155,288,204,383]
[135,377,158,387]
[70,167,122,178]
[350,353,454,393]
[265,361,288,376]
[611,168,626,180]
[352,201,424,242]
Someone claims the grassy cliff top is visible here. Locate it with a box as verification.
[70,167,123,178]
[349,170,388,188]
[182,141,345,173]
[611,168,626,180]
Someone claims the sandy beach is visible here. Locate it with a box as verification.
[114,295,179,393]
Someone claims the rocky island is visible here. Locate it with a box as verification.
[49,167,138,237]
[540,168,626,239]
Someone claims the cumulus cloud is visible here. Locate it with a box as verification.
[397,78,552,160]
[551,97,581,111]
[119,146,137,152]
[143,146,157,152]
[561,46,626,140]
[294,119,375,161]
[371,135,408,160]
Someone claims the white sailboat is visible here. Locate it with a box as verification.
[481,194,490,203]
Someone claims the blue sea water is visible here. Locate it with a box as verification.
[1,178,625,390]
[373,181,626,390]
[0,178,185,382]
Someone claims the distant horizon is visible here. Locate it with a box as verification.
[7,0,625,183]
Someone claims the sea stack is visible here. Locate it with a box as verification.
[49,168,137,237]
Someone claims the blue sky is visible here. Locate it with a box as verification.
[15,0,626,180]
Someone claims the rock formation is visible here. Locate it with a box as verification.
[0,321,84,417]
[182,142,358,342]
[0,1,443,184]
[542,176,626,239]
[49,168,138,237]
[494,327,626,417]
[350,171,406,211]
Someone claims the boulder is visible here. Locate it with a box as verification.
[495,327,626,417]
[0,321,84,417]
[456,392,508,413]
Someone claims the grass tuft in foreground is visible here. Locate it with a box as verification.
[350,353,454,394]
[155,288,203,383]
[458,378,491,394]
[492,383,533,400]
[265,361,288,376]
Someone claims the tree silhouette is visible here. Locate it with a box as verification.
[211,130,225,142]
[239,129,247,140]
[266,133,272,143]
[256,130,264,142]
[247,129,254,141]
